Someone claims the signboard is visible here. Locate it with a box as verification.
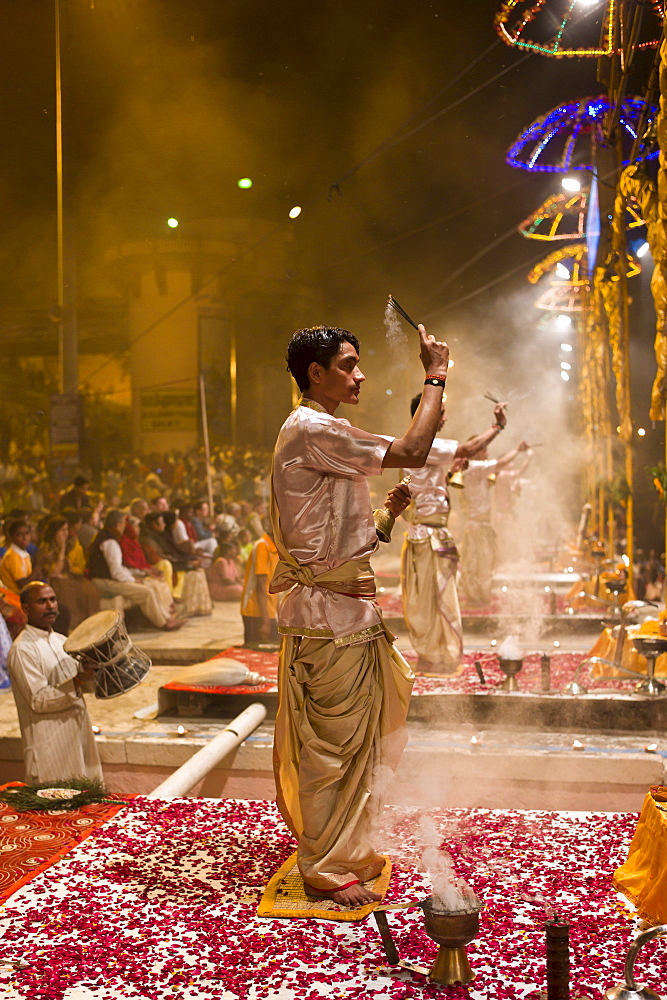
[140,389,198,433]
[49,392,81,461]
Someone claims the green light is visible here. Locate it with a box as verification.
[167,218,179,228]
[238,178,253,189]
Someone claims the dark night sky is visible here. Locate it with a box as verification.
[0,0,664,542]
[0,0,603,311]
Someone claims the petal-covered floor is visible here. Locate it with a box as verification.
[0,797,659,1000]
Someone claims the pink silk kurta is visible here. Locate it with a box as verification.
[271,400,392,645]
[271,399,414,893]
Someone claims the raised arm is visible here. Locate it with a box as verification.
[456,403,508,460]
[495,439,530,471]
[383,325,449,469]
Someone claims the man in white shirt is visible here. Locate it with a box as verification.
[7,582,102,783]
[88,509,182,630]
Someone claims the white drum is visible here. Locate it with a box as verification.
[64,609,152,699]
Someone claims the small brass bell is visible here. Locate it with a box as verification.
[448,470,465,489]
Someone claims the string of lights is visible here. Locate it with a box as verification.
[506,95,658,172]
[495,0,663,58]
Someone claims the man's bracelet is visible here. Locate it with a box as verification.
[493,423,504,431]
[424,376,447,388]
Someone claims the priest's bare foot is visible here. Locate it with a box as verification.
[330,883,381,907]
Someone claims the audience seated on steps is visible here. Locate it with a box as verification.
[88,508,183,631]
[207,540,243,602]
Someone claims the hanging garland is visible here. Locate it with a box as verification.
[0,777,125,813]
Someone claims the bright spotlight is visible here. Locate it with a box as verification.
[556,314,572,330]
[560,371,570,382]
[560,343,573,352]
[637,241,650,258]
[167,218,179,228]
[555,262,570,280]
[561,177,581,192]
[385,389,393,396]
[289,206,302,219]
[561,361,572,371]
[238,177,253,189]
[637,427,646,436]
[577,0,599,6]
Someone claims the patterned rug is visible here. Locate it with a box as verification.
[0,785,125,906]
[0,797,651,1000]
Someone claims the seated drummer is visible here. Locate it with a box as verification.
[7,582,102,784]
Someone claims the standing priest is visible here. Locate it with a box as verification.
[270,322,449,907]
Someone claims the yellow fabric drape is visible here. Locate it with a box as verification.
[598,269,633,443]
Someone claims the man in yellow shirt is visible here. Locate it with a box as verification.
[241,531,279,645]
[0,521,33,594]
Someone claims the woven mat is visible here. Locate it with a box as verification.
[257,851,392,921]
[0,783,125,905]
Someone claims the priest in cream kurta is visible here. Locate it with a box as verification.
[460,440,531,606]
[7,584,102,784]
[401,398,509,672]
[271,322,450,907]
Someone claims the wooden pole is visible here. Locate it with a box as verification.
[199,374,214,514]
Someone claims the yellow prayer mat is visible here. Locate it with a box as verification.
[257,852,392,921]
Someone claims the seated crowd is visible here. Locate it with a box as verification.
[0,470,274,641]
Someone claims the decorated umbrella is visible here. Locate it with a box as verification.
[495,0,663,58]
[519,191,588,240]
[528,242,640,310]
[506,95,657,172]
[518,189,646,240]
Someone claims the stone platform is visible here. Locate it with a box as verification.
[1,594,661,814]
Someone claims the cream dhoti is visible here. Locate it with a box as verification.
[401,517,462,673]
[460,518,497,606]
[273,626,412,891]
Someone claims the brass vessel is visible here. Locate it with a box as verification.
[422,895,483,986]
[498,656,523,692]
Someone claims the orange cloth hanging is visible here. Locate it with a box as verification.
[614,788,667,926]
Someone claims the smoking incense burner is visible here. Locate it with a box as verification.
[498,655,524,692]
[422,894,483,985]
[373,890,483,986]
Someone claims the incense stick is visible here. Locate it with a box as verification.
[483,392,500,404]
[387,294,419,331]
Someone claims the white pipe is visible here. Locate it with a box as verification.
[146,702,268,799]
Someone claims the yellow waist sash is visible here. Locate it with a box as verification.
[269,555,376,599]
